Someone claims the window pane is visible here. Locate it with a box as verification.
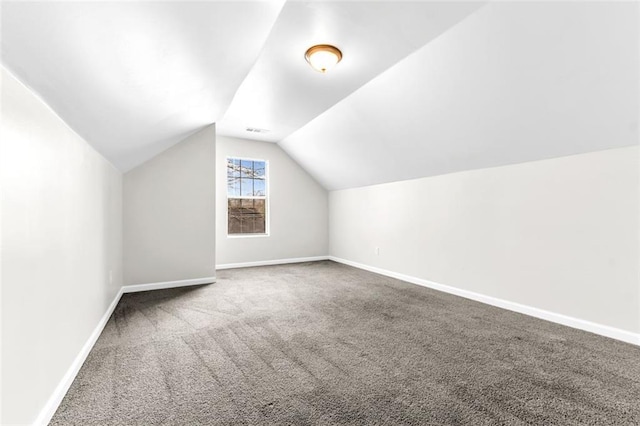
[241,160,253,178]
[227,180,240,196]
[253,161,266,178]
[240,178,254,196]
[226,159,232,178]
[227,159,241,196]
[226,160,231,177]
[228,198,266,234]
[253,179,265,196]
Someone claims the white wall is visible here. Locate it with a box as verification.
[124,124,216,285]
[1,67,123,425]
[216,136,328,266]
[330,147,639,335]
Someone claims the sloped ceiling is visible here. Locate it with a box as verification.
[281,1,639,190]
[2,1,637,187]
[216,1,483,142]
[1,1,285,171]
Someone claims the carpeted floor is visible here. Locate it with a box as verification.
[51,261,640,425]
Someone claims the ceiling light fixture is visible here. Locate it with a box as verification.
[305,44,342,73]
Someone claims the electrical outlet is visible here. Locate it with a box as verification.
[375,247,380,256]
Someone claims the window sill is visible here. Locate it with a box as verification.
[227,233,270,239]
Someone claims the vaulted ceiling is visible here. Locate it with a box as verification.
[281,1,639,189]
[2,1,285,171]
[2,1,637,189]
[217,1,483,143]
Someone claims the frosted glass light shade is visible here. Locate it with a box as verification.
[305,44,342,73]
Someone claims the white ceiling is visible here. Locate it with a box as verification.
[216,1,483,142]
[2,1,637,188]
[281,1,639,190]
[1,1,285,171]
[1,0,483,172]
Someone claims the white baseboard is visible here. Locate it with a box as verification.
[34,287,125,426]
[34,276,216,425]
[216,256,329,270]
[328,256,640,347]
[32,258,638,425]
[122,276,216,293]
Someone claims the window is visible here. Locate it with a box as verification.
[227,157,268,236]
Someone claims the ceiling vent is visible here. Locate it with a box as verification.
[246,127,269,133]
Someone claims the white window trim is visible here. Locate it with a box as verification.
[226,156,270,238]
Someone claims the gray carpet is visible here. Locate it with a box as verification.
[51,261,640,425]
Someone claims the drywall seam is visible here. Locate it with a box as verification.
[329,256,640,346]
[122,277,216,293]
[216,256,329,270]
[33,287,124,426]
